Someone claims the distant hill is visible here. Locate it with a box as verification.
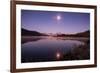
[76,30,90,37]
[22,28,46,36]
[56,30,90,37]
[22,28,90,37]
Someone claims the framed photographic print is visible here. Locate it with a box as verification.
[11,0,97,72]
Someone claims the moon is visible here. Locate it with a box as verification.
[56,15,61,21]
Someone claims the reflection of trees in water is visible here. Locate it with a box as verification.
[21,36,90,62]
[21,37,43,44]
[55,37,89,44]
[22,36,90,60]
[22,36,89,44]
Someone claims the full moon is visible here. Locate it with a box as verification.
[56,15,61,21]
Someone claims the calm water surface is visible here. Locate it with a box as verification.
[21,36,89,63]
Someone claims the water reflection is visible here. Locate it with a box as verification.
[56,52,61,59]
[56,51,63,60]
[21,36,90,63]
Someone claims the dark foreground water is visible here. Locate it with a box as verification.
[21,36,90,63]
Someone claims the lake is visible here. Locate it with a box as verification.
[21,36,90,63]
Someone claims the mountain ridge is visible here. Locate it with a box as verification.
[21,28,90,37]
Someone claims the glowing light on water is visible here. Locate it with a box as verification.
[56,52,61,60]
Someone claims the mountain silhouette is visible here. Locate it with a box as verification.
[56,30,90,37]
[22,28,45,36]
[75,30,90,37]
[22,28,90,37]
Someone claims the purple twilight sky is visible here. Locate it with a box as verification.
[21,10,90,34]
